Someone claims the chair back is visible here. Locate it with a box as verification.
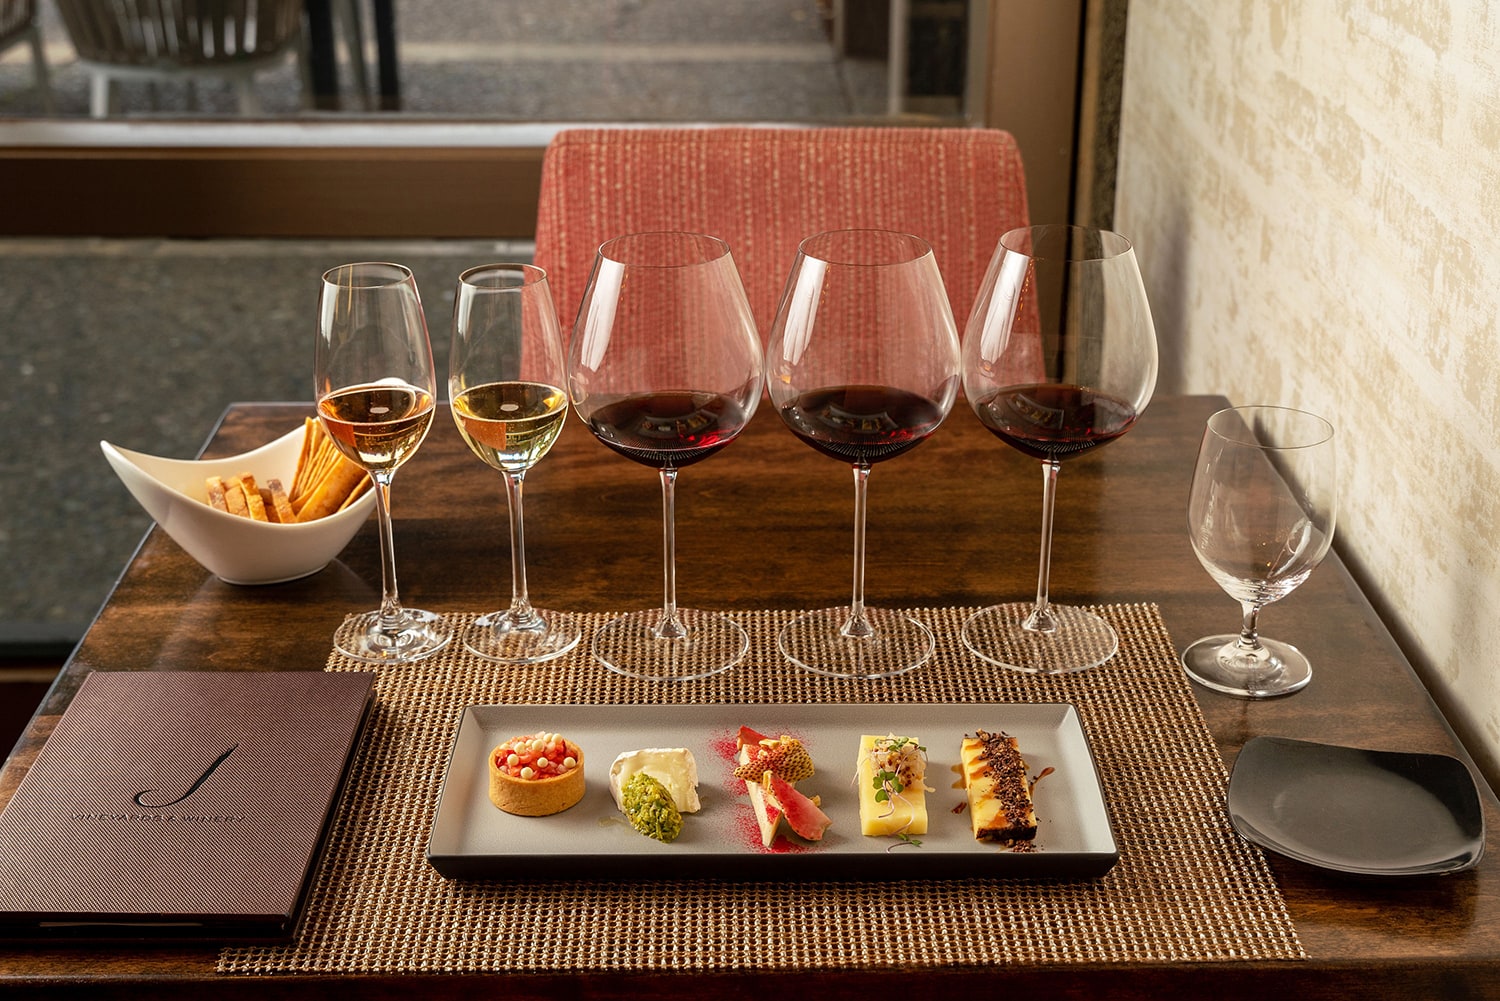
[0,0,35,46]
[534,127,1032,341]
[54,0,302,68]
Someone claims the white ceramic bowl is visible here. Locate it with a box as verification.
[101,426,377,585]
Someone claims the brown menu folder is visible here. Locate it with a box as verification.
[0,669,374,941]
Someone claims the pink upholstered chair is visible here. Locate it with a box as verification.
[533,127,1033,343]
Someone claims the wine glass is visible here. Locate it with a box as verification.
[961,225,1157,674]
[566,232,764,681]
[1181,406,1336,697]
[315,262,449,663]
[766,229,961,679]
[449,264,581,664]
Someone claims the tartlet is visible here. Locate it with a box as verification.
[488,732,585,817]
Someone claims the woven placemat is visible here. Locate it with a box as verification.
[218,603,1305,974]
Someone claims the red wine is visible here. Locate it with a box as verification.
[586,391,749,469]
[973,383,1137,461]
[779,385,946,464]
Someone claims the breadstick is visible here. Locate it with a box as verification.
[292,417,317,495]
[336,473,373,511]
[296,455,367,522]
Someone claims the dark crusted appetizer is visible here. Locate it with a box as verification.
[960,729,1038,842]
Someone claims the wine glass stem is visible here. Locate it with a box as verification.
[502,469,538,624]
[842,462,875,640]
[1236,600,1265,654]
[656,467,688,641]
[370,471,407,633]
[1024,459,1063,634]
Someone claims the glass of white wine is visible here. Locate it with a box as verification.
[449,264,580,663]
[315,262,449,663]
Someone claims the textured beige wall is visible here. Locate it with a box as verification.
[1114,2,1500,775]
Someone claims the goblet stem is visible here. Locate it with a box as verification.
[841,463,875,640]
[370,471,407,635]
[1236,600,1264,654]
[655,467,688,641]
[501,469,540,626]
[1023,459,1062,634]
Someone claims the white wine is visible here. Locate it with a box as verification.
[452,381,568,472]
[319,382,436,472]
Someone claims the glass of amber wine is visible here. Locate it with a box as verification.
[315,262,448,663]
[449,264,580,663]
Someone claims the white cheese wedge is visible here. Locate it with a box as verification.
[855,734,929,837]
[608,748,701,814]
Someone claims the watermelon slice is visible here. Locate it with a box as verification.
[763,773,832,842]
[736,725,769,748]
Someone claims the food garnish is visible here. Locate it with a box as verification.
[621,772,684,843]
[732,731,815,783]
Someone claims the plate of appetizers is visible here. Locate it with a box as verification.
[1227,736,1485,876]
[426,703,1118,879]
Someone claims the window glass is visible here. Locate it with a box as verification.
[0,1,976,123]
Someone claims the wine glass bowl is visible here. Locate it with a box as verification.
[766,229,961,679]
[566,231,763,681]
[316,262,449,663]
[1181,405,1336,698]
[449,263,580,664]
[961,225,1158,674]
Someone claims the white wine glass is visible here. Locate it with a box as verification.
[1181,405,1337,697]
[961,225,1158,673]
[766,229,961,679]
[450,264,580,664]
[316,262,448,663]
[566,232,764,681]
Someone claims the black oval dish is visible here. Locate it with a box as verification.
[1227,736,1485,876]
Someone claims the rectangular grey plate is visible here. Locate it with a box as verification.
[426,703,1118,880]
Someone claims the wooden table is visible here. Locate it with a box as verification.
[3,395,1497,998]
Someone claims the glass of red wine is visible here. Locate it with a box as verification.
[315,262,449,663]
[566,232,764,681]
[766,229,961,679]
[961,225,1157,673]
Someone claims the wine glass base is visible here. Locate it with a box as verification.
[961,603,1117,674]
[777,607,935,680]
[1181,634,1311,698]
[591,608,747,681]
[335,607,450,664]
[464,609,581,665]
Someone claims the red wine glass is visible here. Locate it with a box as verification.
[315,262,449,663]
[766,229,961,679]
[566,232,764,681]
[961,225,1157,673]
